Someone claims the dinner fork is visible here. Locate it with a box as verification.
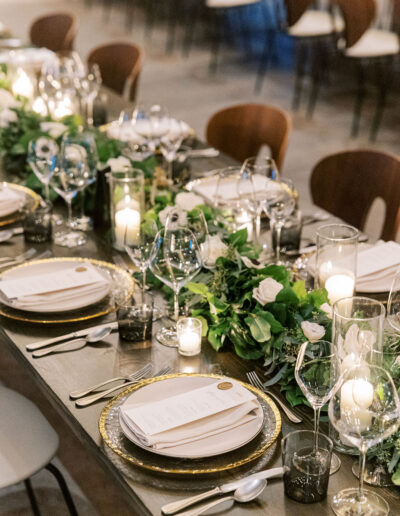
[75,365,171,407]
[69,363,152,399]
[247,371,302,424]
[0,247,37,266]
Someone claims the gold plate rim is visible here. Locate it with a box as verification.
[0,182,40,227]
[0,257,134,324]
[99,372,282,475]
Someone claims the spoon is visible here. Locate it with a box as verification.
[177,479,267,516]
[32,326,113,358]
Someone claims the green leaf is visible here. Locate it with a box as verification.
[293,280,308,300]
[308,288,329,308]
[257,311,284,333]
[193,315,208,337]
[245,314,271,343]
[228,228,247,247]
[392,465,400,485]
[276,287,299,306]
[186,282,209,297]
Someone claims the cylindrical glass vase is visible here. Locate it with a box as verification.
[316,224,359,306]
[107,169,145,251]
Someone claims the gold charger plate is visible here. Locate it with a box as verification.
[0,257,134,324]
[100,373,281,475]
[0,183,40,227]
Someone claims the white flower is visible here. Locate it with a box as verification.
[175,192,203,211]
[201,235,228,268]
[0,108,17,128]
[253,277,283,305]
[40,121,67,139]
[158,205,187,228]
[320,303,333,319]
[0,89,20,109]
[35,137,59,160]
[65,143,87,164]
[106,156,132,172]
[301,321,325,342]
[241,256,265,269]
[343,323,376,356]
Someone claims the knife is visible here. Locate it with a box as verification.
[161,467,284,515]
[26,321,119,351]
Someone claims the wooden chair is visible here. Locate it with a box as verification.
[335,0,400,140]
[310,150,400,241]
[206,103,291,170]
[87,42,142,102]
[30,13,77,53]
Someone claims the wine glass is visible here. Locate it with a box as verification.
[124,219,158,300]
[264,178,296,264]
[80,63,102,127]
[329,364,400,516]
[28,138,59,201]
[387,271,400,334]
[150,227,202,347]
[187,207,209,244]
[159,119,186,182]
[295,340,342,474]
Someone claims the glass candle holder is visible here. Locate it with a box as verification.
[177,318,202,356]
[117,293,153,343]
[316,224,359,305]
[107,169,145,251]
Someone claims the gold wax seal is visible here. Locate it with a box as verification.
[217,382,233,390]
[75,266,87,272]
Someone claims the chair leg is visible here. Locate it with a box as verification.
[370,57,392,141]
[24,478,42,516]
[45,463,78,516]
[351,61,366,138]
[254,30,274,94]
[209,10,222,75]
[307,40,323,118]
[292,40,307,111]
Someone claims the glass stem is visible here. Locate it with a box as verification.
[358,444,367,502]
[167,159,173,182]
[275,224,282,263]
[173,287,180,321]
[255,212,261,244]
[66,198,73,227]
[142,268,147,300]
[313,406,321,454]
[87,98,94,128]
[44,183,50,202]
[80,190,85,217]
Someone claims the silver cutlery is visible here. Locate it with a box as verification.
[75,365,171,407]
[0,247,36,266]
[0,227,23,243]
[247,371,302,424]
[161,467,283,515]
[32,326,113,358]
[178,478,266,516]
[69,363,152,399]
[26,322,119,351]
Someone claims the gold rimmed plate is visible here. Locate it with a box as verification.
[100,373,281,475]
[0,257,134,324]
[0,182,40,227]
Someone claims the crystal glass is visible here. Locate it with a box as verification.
[117,293,153,343]
[80,63,102,127]
[316,224,359,305]
[387,271,400,333]
[329,364,400,516]
[159,119,186,182]
[28,138,59,201]
[150,227,202,347]
[295,340,341,474]
[134,104,170,152]
[264,178,296,264]
[187,207,209,244]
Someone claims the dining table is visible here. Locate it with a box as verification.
[0,89,398,516]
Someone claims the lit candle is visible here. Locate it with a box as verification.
[177,317,202,356]
[115,207,140,248]
[12,68,34,99]
[32,96,48,116]
[341,379,373,433]
[325,273,355,305]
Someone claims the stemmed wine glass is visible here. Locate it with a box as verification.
[295,340,342,474]
[387,271,400,334]
[187,207,209,244]
[28,138,59,202]
[150,227,202,347]
[159,119,186,182]
[134,104,170,152]
[329,364,400,516]
[80,63,102,127]
[264,178,296,264]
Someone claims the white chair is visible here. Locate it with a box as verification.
[0,387,78,515]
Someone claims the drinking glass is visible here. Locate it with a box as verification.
[264,178,296,264]
[150,227,202,347]
[124,219,158,299]
[295,340,341,474]
[187,207,209,244]
[387,271,400,333]
[134,104,170,152]
[159,119,186,182]
[80,63,102,127]
[329,364,400,516]
[28,138,59,201]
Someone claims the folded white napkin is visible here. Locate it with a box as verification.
[0,188,23,217]
[121,399,259,449]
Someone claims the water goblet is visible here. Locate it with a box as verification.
[28,138,59,202]
[329,364,400,516]
[80,63,102,127]
[387,271,400,334]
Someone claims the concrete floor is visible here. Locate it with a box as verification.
[0,0,400,513]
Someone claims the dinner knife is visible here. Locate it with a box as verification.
[161,466,284,515]
[26,321,119,351]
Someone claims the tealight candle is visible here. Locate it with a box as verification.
[177,318,202,357]
[340,378,373,433]
[325,273,355,305]
[115,207,140,248]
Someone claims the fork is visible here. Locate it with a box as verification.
[247,371,302,424]
[0,247,37,266]
[69,363,152,399]
[75,365,171,407]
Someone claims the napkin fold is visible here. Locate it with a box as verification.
[0,188,23,217]
[121,399,259,449]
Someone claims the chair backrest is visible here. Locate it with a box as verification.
[87,42,142,102]
[284,0,314,26]
[206,103,291,170]
[310,149,400,241]
[335,0,376,47]
[392,0,400,34]
[30,13,76,52]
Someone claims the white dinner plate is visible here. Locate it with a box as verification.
[106,118,191,144]
[0,187,25,218]
[0,260,111,313]
[118,375,265,459]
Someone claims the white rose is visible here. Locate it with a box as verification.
[301,321,325,342]
[343,323,376,356]
[320,303,333,319]
[158,205,187,228]
[241,256,265,269]
[35,137,59,160]
[253,277,283,305]
[40,122,67,139]
[201,234,228,268]
[0,108,17,128]
[0,89,20,109]
[175,192,203,211]
[65,143,87,164]
[106,156,132,172]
